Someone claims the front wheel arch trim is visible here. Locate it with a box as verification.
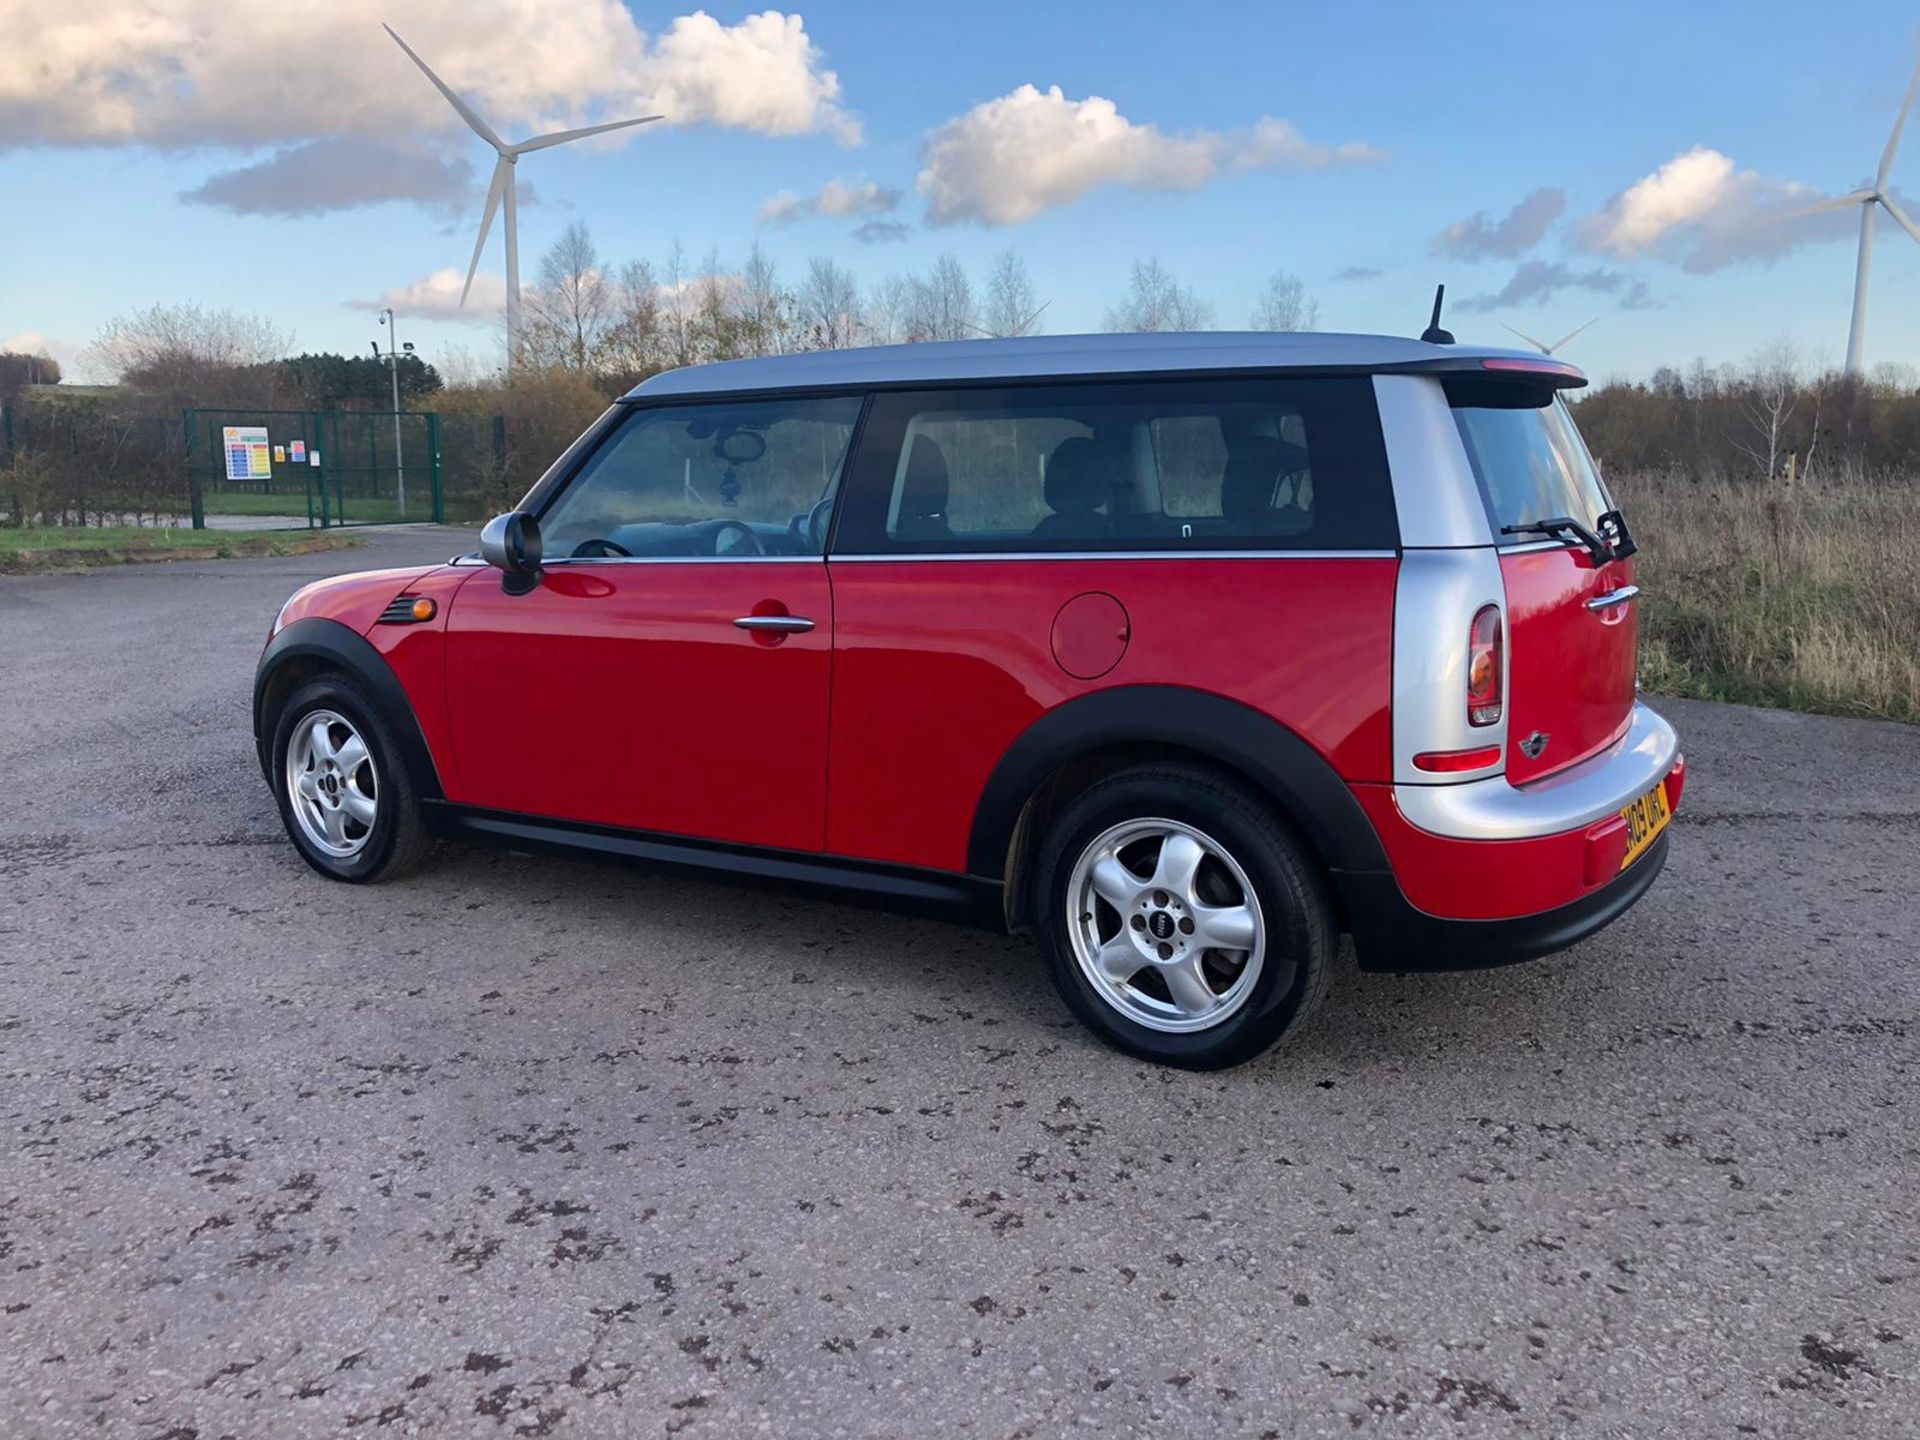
[966,685,1388,890]
[254,618,444,801]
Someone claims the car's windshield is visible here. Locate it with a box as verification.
[541,396,863,559]
[1448,385,1612,546]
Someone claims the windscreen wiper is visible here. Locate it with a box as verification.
[1500,516,1613,565]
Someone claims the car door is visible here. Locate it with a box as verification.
[822,377,1400,873]
[442,392,864,854]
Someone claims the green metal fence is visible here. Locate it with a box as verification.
[184,407,443,528]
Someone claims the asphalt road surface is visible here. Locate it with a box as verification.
[3,528,1915,1438]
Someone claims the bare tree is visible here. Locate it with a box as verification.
[658,240,696,370]
[903,254,976,342]
[864,273,915,346]
[604,258,665,384]
[797,257,862,350]
[687,248,748,363]
[739,242,795,357]
[1734,336,1801,481]
[983,251,1044,337]
[523,221,613,372]
[1250,270,1319,331]
[88,303,293,405]
[1103,257,1214,332]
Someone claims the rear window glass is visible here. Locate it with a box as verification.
[1446,383,1611,547]
[836,377,1395,555]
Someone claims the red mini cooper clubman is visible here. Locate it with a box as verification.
[256,332,1682,1069]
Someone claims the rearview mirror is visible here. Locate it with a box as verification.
[480,511,543,593]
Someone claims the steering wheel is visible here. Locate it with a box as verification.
[571,536,633,558]
[710,520,766,557]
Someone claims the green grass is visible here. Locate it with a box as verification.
[0,525,360,572]
[202,488,437,524]
[200,484,495,525]
[1615,470,1920,726]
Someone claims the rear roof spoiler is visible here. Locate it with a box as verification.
[1384,354,1588,389]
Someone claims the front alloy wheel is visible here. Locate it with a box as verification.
[269,674,433,883]
[285,709,379,858]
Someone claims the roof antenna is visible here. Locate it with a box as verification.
[1420,284,1454,345]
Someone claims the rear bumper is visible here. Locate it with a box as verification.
[1396,701,1680,840]
[1334,831,1669,972]
[1336,701,1681,970]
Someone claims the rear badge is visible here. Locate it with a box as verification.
[1519,731,1550,760]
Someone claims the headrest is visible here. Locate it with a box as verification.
[900,435,948,517]
[1221,434,1309,521]
[1044,437,1114,514]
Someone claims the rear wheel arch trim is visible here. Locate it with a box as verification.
[254,618,444,801]
[967,685,1388,890]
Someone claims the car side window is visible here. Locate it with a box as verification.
[539,395,864,560]
[834,378,1392,555]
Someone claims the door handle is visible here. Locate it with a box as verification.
[733,615,815,634]
[1586,585,1640,612]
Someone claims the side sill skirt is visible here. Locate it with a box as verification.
[421,801,1005,930]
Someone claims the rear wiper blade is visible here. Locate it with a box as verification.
[1500,516,1612,565]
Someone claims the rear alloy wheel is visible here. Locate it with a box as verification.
[1034,765,1336,1069]
[1067,818,1265,1033]
[270,675,433,883]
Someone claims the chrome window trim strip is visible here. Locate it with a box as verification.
[828,549,1398,563]
[540,554,827,566]
[1395,702,1680,841]
[453,549,1397,567]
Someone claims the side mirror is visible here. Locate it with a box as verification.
[480,511,543,592]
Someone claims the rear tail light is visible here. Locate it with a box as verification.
[1467,605,1503,727]
[1663,753,1687,812]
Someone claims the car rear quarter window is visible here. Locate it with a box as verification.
[833,377,1395,555]
[1444,380,1612,547]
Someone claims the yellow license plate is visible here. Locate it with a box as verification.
[1618,781,1672,871]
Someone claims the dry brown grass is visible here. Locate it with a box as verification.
[1611,469,1920,724]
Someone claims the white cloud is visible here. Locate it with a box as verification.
[916,84,1380,227]
[643,11,859,145]
[1574,146,1858,272]
[0,3,858,206]
[757,177,901,227]
[1578,148,1743,257]
[350,269,507,322]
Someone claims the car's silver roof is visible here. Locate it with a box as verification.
[625,331,1568,399]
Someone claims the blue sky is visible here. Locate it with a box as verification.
[3,1,1918,382]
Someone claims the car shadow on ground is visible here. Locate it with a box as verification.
[390,832,1652,1083]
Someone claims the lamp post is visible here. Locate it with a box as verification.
[374,309,414,518]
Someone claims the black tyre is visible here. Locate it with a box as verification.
[1032,764,1336,1069]
[269,673,434,883]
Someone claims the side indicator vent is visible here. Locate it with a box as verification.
[377,594,437,625]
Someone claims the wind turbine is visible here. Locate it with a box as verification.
[964,301,1051,339]
[1501,318,1597,355]
[1766,54,1920,375]
[384,24,662,362]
